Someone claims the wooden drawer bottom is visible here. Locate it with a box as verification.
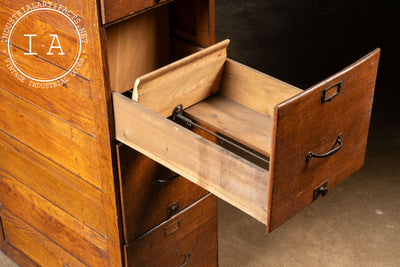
[124,194,218,267]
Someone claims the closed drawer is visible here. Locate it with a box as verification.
[124,194,217,266]
[101,0,173,24]
[112,40,380,232]
[116,143,208,243]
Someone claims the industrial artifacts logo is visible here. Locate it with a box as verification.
[2,2,88,88]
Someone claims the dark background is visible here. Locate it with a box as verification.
[215,0,400,129]
[214,2,400,265]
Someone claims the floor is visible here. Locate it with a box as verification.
[1,1,399,266]
[218,124,400,266]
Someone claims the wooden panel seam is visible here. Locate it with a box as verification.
[0,204,88,266]
[0,170,108,266]
[0,128,105,235]
[0,86,101,189]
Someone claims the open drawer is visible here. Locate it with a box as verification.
[112,40,380,232]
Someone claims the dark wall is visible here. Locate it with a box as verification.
[215,0,399,126]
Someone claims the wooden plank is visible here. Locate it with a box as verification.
[116,143,208,243]
[113,92,269,224]
[133,39,230,117]
[106,5,170,93]
[89,3,124,265]
[220,59,302,118]
[0,1,91,93]
[125,194,218,266]
[0,1,96,136]
[0,170,108,266]
[2,241,40,267]
[101,0,173,24]
[0,206,87,267]
[0,48,96,135]
[170,0,216,47]
[185,95,273,157]
[0,87,101,189]
[268,49,380,232]
[0,129,105,236]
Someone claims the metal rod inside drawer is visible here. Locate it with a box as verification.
[172,104,270,167]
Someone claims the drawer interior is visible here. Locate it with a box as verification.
[107,3,380,231]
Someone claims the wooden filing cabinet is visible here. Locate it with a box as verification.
[0,0,379,266]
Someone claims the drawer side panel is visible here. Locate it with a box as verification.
[113,92,269,224]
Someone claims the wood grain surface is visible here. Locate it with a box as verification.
[0,206,85,267]
[106,5,170,93]
[268,49,380,231]
[101,0,173,24]
[185,95,273,157]
[170,0,216,47]
[117,144,208,243]
[220,59,302,118]
[124,194,218,267]
[0,87,100,189]
[0,129,105,236]
[114,91,269,224]
[133,39,229,117]
[0,170,107,265]
[0,0,124,265]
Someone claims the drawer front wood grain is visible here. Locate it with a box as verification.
[124,194,217,267]
[269,49,380,231]
[101,0,173,24]
[117,143,208,243]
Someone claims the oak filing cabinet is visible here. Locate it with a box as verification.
[0,0,379,266]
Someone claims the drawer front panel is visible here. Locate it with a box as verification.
[101,0,173,24]
[124,194,217,267]
[116,143,208,243]
[269,49,380,231]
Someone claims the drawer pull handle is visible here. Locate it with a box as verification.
[157,174,180,183]
[321,82,341,103]
[306,133,343,162]
[180,252,191,267]
[164,220,181,236]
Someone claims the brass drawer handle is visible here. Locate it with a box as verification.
[180,252,191,267]
[306,133,343,162]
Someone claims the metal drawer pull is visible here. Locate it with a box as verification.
[180,252,191,267]
[156,174,180,183]
[306,133,343,162]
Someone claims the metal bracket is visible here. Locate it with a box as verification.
[321,82,342,103]
[172,104,269,165]
[313,181,328,200]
